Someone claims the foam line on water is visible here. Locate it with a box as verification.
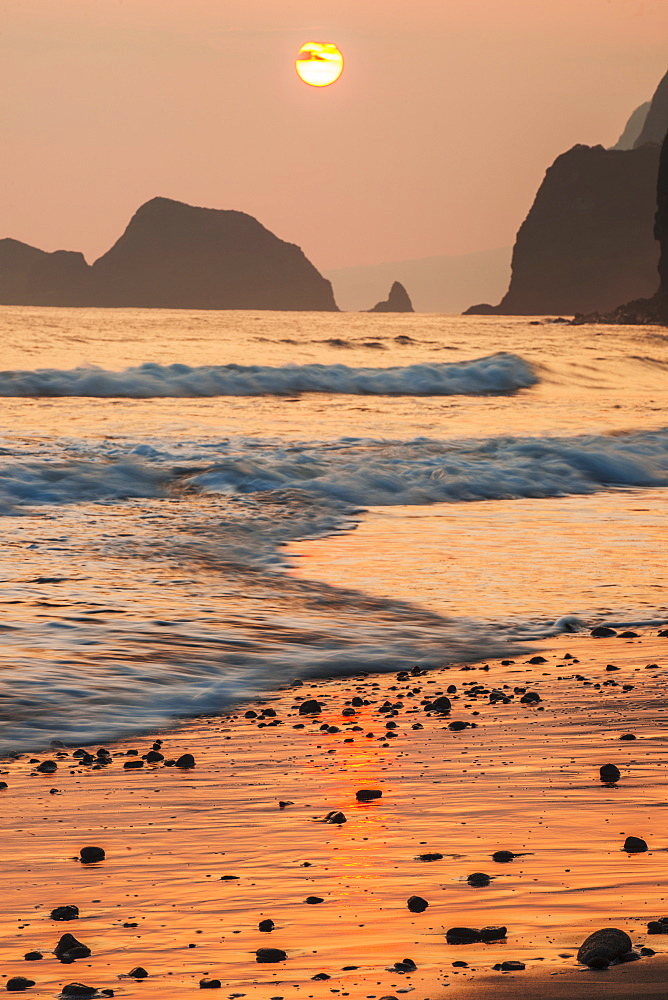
[0,352,537,397]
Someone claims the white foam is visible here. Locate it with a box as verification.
[0,352,537,397]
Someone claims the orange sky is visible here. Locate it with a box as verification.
[1,0,667,269]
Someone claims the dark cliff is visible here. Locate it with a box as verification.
[465,143,660,316]
[368,280,414,313]
[0,198,338,311]
[634,71,668,148]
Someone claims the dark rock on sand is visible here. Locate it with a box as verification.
[492,850,516,863]
[311,973,331,980]
[467,872,491,887]
[79,846,105,864]
[127,968,148,979]
[23,953,42,961]
[175,753,195,768]
[60,986,100,999]
[259,918,275,932]
[51,905,79,921]
[368,281,414,313]
[298,699,323,715]
[577,927,632,968]
[54,933,91,962]
[497,960,526,971]
[6,978,36,992]
[393,958,417,972]
[255,948,287,963]
[123,760,143,769]
[623,836,648,852]
[599,764,621,782]
[305,896,324,904]
[322,810,346,824]
[407,895,429,913]
[446,926,507,944]
[591,626,617,637]
[520,691,541,704]
[36,760,57,773]
[356,789,382,802]
[199,979,221,989]
[425,696,451,713]
[416,852,443,862]
[0,781,7,789]
[647,918,668,934]
[144,750,164,763]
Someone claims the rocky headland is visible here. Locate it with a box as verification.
[0,198,338,311]
[367,280,414,313]
[466,70,668,317]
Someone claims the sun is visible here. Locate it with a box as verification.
[295,42,344,88]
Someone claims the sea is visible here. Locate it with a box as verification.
[1,306,667,753]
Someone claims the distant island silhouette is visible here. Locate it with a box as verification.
[0,197,339,311]
[367,280,414,312]
[466,70,668,316]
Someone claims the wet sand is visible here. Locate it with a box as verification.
[1,629,667,998]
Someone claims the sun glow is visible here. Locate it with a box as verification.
[295,42,344,87]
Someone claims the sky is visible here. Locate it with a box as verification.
[1,0,667,270]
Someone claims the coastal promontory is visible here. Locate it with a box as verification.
[368,280,414,312]
[0,197,338,311]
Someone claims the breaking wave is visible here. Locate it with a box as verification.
[0,352,537,397]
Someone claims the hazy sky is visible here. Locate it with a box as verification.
[2,0,667,269]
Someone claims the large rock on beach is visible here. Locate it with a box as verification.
[0,198,338,311]
[577,927,633,968]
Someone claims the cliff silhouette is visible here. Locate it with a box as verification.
[0,198,338,311]
[466,70,668,317]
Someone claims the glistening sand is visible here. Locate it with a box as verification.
[1,630,667,998]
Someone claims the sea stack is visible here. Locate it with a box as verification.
[0,198,339,311]
[465,69,668,317]
[368,280,414,312]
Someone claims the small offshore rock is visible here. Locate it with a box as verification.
[199,979,221,989]
[23,953,42,962]
[255,948,287,963]
[577,927,632,968]
[79,846,105,864]
[599,764,621,782]
[259,918,275,932]
[356,789,382,802]
[175,753,195,768]
[298,700,323,715]
[623,836,648,853]
[6,978,36,992]
[54,933,91,962]
[127,968,148,979]
[407,895,429,913]
[51,905,80,921]
[467,872,491,887]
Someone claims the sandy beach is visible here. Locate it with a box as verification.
[1,628,667,998]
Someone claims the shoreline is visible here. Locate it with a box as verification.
[1,628,667,998]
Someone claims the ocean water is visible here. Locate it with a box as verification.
[1,306,667,752]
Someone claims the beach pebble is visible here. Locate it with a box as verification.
[647,918,668,934]
[0,781,7,789]
[322,810,346,824]
[6,978,36,992]
[416,852,443,862]
[305,896,324,904]
[393,958,417,972]
[278,800,293,808]
[599,764,621,782]
[520,692,541,704]
[51,905,79,921]
[492,850,516,862]
[577,927,632,968]
[255,948,287,963]
[60,986,101,999]
[528,656,547,664]
[259,919,275,932]
[144,750,164,763]
[446,927,482,944]
[79,846,105,864]
[356,789,382,802]
[311,973,331,981]
[175,753,195,769]
[467,872,491,887]
[127,968,148,979]
[298,700,323,715]
[407,896,429,913]
[54,934,91,962]
[496,961,526,971]
[199,979,221,989]
[36,760,57,773]
[23,953,42,962]
[623,836,648,853]
[426,696,451,713]
[591,626,617,637]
